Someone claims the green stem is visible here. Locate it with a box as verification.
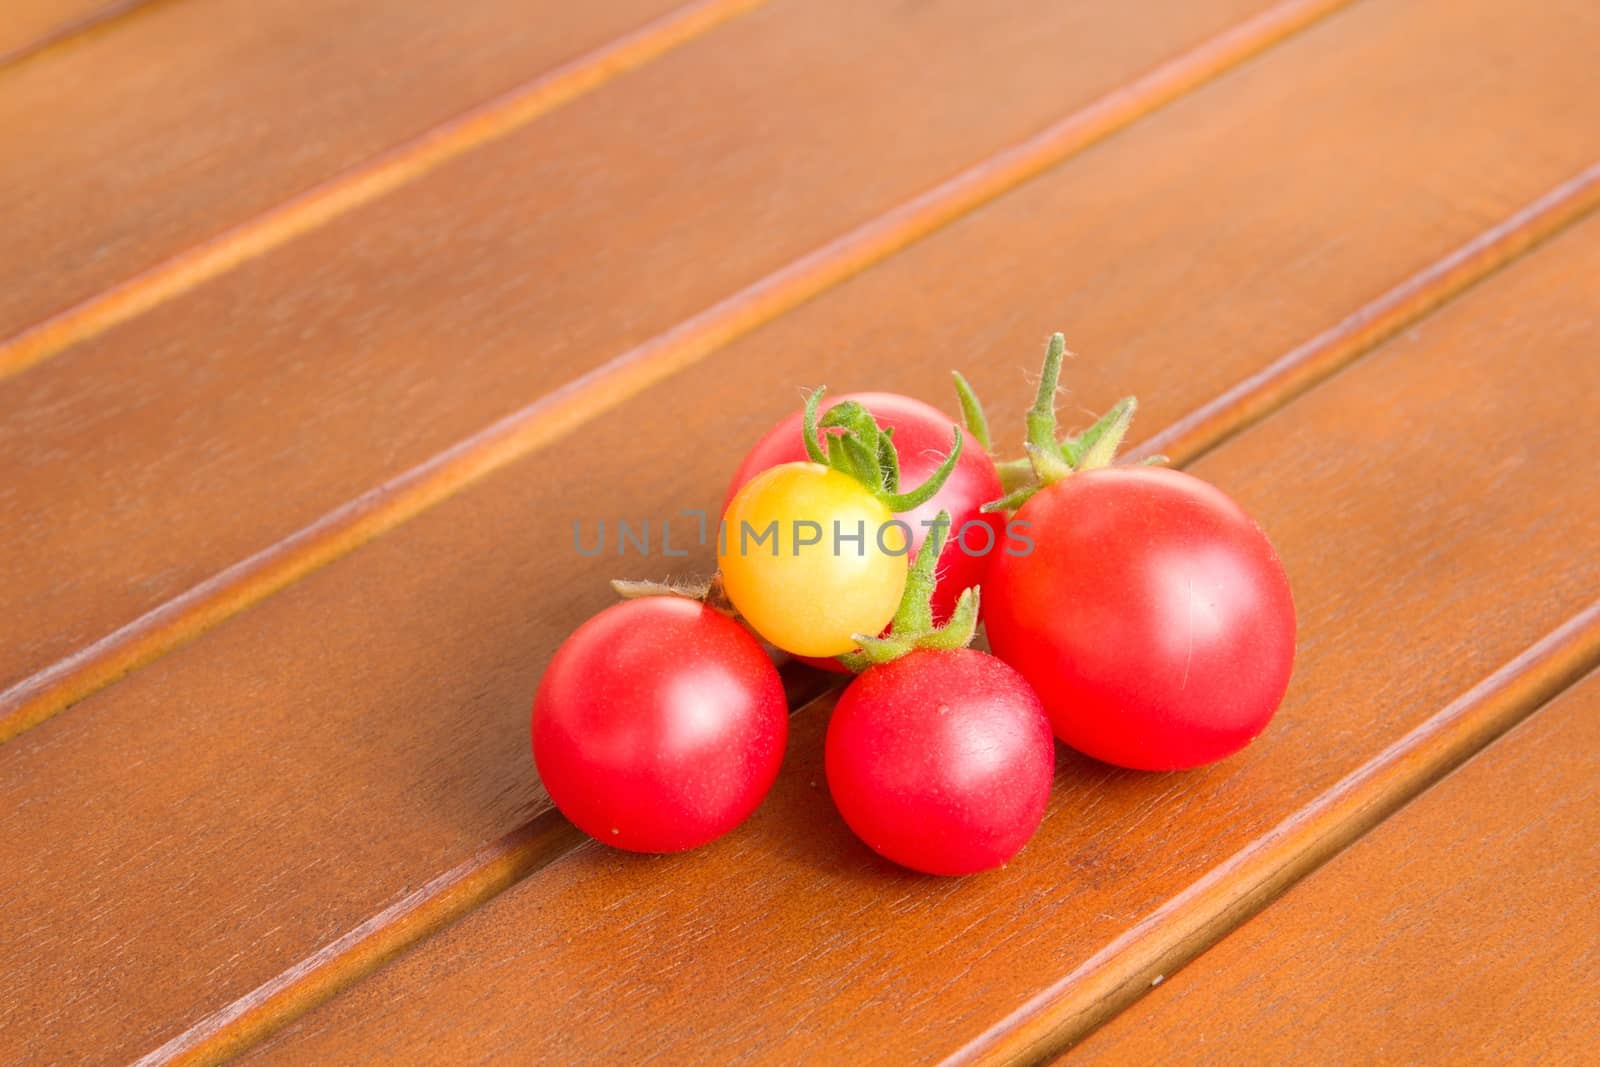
[610,575,737,616]
[839,511,980,670]
[1024,334,1073,484]
[977,332,1146,512]
[995,456,1034,493]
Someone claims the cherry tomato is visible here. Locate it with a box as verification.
[532,597,787,852]
[724,392,1004,626]
[985,467,1295,771]
[719,462,908,658]
[825,648,1055,875]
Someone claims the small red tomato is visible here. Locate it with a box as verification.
[986,466,1295,771]
[725,393,1003,627]
[825,648,1055,875]
[532,598,787,852]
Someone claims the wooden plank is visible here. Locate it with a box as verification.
[0,0,1312,735]
[238,210,1600,1064]
[2,0,1598,1060]
[0,0,738,346]
[1072,669,1600,1064]
[0,0,149,67]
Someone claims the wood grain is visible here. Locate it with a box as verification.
[0,0,735,348]
[242,208,1600,1065]
[0,0,154,68]
[3,0,1598,1062]
[131,665,837,1067]
[0,0,1305,734]
[957,601,1600,1064]
[1072,669,1600,1065]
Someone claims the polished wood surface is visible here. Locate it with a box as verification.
[1,1,1595,1063]
[238,202,1600,1067]
[0,0,143,65]
[0,0,701,343]
[1074,669,1600,1064]
[0,0,1290,733]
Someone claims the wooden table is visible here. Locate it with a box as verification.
[3,1,1597,1062]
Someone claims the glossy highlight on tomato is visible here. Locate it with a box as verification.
[532,597,787,852]
[725,392,1003,626]
[985,466,1295,771]
[825,648,1055,875]
[718,462,908,658]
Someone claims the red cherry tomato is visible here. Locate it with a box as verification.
[532,598,787,852]
[825,648,1055,875]
[725,392,1003,630]
[986,467,1295,771]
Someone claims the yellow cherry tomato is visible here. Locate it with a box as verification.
[719,463,908,657]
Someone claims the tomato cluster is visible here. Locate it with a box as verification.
[532,334,1295,875]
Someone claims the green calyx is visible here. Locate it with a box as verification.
[969,332,1165,513]
[839,511,978,671]
[802,387,963,513]
[950,371,992,452]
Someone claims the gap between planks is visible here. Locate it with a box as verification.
[128,169,1600,1065]
[0,0,166,71]
[0,0,1374,744]
[131,662,839,1067]
[954,598,1600,1065]
[0,0,768,382]
[1131,160,1600,467]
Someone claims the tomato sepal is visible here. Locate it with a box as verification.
[950,370,993,452]
[801,387,964,513]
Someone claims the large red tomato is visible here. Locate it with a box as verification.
[724,393,1003,627]
[985,467,1295,770]
[532,597,787,852]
